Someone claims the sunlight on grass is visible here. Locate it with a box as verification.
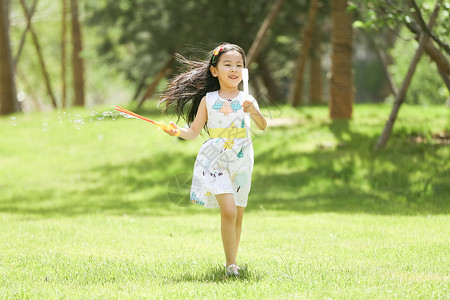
[0,104,449,298]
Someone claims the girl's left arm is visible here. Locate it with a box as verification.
[243,100,267,130]
[250,109,267,131]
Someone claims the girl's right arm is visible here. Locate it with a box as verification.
[164,96,207,140]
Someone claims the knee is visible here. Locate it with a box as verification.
[222,207,237,222]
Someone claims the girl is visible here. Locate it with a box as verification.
[160,43,267,276]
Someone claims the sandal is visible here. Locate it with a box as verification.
[226,264,240,276]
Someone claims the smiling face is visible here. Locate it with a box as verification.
[210,50,244,90]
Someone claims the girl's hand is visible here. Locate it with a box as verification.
[243,100,257,114]
[164,121,181,136]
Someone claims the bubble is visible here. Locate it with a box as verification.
[17,91,26,102]
[119,111,137,119]
[73,119,84,130]
[10,116,17,126]
[41,123,49,132]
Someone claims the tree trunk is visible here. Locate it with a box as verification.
[329,0,354,119]
[16,67,43,111]
[137,56,174,109]
[437,67,450,93]
[0,0,18,115]
[409,0,450,56]
[310,27,323,104]
[71,0,85,107]
[19,0,58,109]
[375,1,441,149]
[404,18,450,76]
[289,0,320,106]
[371,37,399,98]
[13,0,38,68]
[257,54,281,102]
[61,0,68,108]
[246,0,284,66]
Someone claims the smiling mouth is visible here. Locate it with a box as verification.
[229,75,238,79]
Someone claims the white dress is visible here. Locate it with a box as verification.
[190,91,259,208]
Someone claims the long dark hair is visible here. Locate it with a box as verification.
[159,43,247,126]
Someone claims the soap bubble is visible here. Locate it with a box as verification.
[74,118,84,129]
[119,111,137,119]
[41,123,49,132]
[10,116,17,126]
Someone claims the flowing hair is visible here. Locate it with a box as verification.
[159,43,247,126]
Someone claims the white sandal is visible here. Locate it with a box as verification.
[226,264,240,276]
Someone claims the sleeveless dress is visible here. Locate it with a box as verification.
[190,91,259,208]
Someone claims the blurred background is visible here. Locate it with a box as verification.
[1,0,449,116]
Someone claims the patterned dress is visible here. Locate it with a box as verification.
[190,90,259,208]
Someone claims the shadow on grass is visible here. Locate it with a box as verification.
[0,153,198,217]
[1,118,448,217]
[249,120,449,215]
[170,264,260,283]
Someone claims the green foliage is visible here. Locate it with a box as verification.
[353,0,450,41]
[84,0,314,98]
[389,29,450,104]
[85,0,268,80]
[352,0,450,104]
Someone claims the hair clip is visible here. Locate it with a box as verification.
[211,45,224,64]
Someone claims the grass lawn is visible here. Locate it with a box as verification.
[0,103,449,299]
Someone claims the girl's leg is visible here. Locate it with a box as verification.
[235,206,245,259]
[216,193,237,267]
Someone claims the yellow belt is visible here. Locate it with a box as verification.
[209,127,247,139]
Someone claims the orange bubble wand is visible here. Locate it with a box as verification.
[114,106,180,136]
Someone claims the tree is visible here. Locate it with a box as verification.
[246,0,284,66]
[86,0,303,103]
[61,0,68,108]
[289,0,320,106]
[354,0,450,100]
[375,1,442,149]
[136,56,174,108]
[13,0,38,68]
[18,0,58,109]
[0,0,18,115]
[309,27,323,104]
[329,0,354,119]
[71,0,85,106]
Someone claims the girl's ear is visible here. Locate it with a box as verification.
[210,65,218,77]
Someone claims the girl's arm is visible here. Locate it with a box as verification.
[165,96,207,140]
[250,109,267,131]
[243,100,267,130]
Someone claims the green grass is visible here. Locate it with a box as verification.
[0,103,449,299]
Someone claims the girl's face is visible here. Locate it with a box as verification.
[210,50,244,90]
